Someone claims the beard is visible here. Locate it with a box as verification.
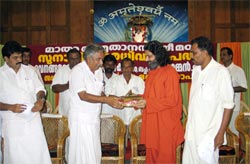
[104,68,114,74]
[148,60,159,70]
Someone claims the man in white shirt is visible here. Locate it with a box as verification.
[102,54,119,114]
[0,40,51,164]
[51,48,81,117]
[68,44,123,164]
[182,36,234,164]
[109,57,145,125]
[22,47,44,85]
[220,47,247,135]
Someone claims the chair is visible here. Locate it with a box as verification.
[41,113,69,164]
[54,105,59,114]
[240,101,250,113]
[41,100,53,113]
[182,104,188,130]
[129,115,183,164]
[235,112,250,164]
[100,114,126,164]
[218,128,239,164]
[182,104,188,117]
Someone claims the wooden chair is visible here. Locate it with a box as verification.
[100,114,126,164]
[182,104,188,130]
[51,105,59,114]
[235,112,250,164]
[129,115,183,164]
[218,128,239,164]
[41,100,53,113]
[41,113,69,164]
[182,104,188,117]
[240,101,250,113]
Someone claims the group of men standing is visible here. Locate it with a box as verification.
[0,36,248,164]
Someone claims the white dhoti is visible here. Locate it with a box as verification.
[68,112,101,164]
[183,139,219,164]
[2,113,51,164]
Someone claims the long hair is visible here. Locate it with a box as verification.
[144,40,171,66]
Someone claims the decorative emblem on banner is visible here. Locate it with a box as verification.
[125,15,153,43]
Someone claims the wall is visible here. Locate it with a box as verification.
[0,0,94,44]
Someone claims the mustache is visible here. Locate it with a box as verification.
[104,68,114,73]
[16,62,22,65]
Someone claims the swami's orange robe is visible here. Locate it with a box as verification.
[141,65,184,163]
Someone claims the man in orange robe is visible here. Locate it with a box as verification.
[135,41,184,163]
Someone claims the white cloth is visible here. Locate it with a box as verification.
[101,73,119,115]
[103,73,119,96]
[109,74,145,125]
[17,103,36,121]
[183,58,234,164]
[28,64,44,85]
[197,135,219,164]
[0,63,51,164]
[51,64,71,117]
[68,61,103,164]
[227,63,247,135]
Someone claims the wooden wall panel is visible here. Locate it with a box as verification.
[11,32,27,44]
[11,1,27,27]
[70,1,92,44]
[188,1,211,40]
[31,1,47,26]
[31,31,46,45]
[51,30,68,44]
[215,28,231,42]
[50,1,67,26]
[1,32,9,44]
[1,1,8,29]
[214,1,230,24]
[234,0,250,24]
[235,28,250,42]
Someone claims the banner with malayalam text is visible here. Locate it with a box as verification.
[29,42,194,84]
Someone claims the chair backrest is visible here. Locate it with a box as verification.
[225,128,239,158]
[129,114,143,160]
[182,104,188,117]
[129,115,142,144]
[41,100,53,113]
[240,101,250,113]
[182,104,188,129]
[41,114,69,149]
[54,105,59,114]
[235,112,250,152]
[100,114,126,144]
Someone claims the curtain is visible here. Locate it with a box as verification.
[241,42,250,106]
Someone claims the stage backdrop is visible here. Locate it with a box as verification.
[94,0,188,43]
